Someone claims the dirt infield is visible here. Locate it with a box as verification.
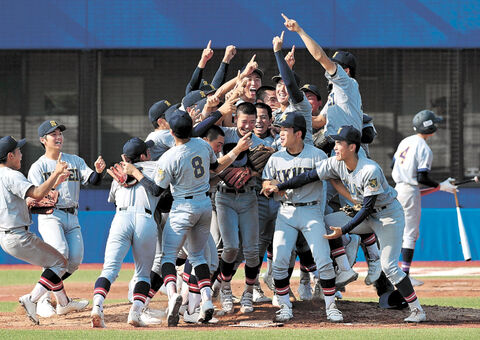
[1,275,480,330]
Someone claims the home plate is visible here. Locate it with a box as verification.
[230,320,284,327]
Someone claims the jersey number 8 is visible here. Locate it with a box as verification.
[191,156,205,178]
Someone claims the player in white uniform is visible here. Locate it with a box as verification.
[264,125,427,323]
[262,113,343,322]
[392,110,457,286]
[28,120,105,317]
[90,138,160,328]
[0,136,87,325]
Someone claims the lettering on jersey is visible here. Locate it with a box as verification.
[327,92,335,107]
[368,178,379,191]
[191,156,205,178]
[42,168,80,182]
[156,168,166,182]
[399,146,410,164]
[275,167,312,182]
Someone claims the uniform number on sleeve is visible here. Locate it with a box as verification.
[191,156,205,178]
[399,147,410,164]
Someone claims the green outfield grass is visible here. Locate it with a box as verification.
[0,328,479,340]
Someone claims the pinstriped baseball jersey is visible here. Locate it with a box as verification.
[155,138,216,199]
[392,135,433,186]
[108,161,160,210]
[315,156,397,207]
[28,153,93,209]
[145,130,176,161]
[263,144,327,204]
[0,167,33,229]
[321,65,363,137]
[272,93,313,145]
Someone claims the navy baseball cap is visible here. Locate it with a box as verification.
[169,109,193,139]
[164,103,181,122]
[276,112,306,131]
[199,81,217,95]
[148,100,172,122]
[300,84,321,101]
[182,90,207,109]
[0,136,26,160]
[272,72,301,86]
[241,66,264,79]
[123,137,154,160]
[38,120,66,137]
[331,125,361,144]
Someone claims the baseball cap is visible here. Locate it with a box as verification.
[0,136,26,160]
[199,80,217,95]
[123,137,154,160]
[38,120,66,137]
[169,109,193,139]
[164,103,181,123]
[182,90,207,109]
[276,112,306,131]
[363,114,373,124]
[241,66,264,79]
[272,72,301,86]
[300,84,321,101]
[148,100,172,122]
[330,125,361,144]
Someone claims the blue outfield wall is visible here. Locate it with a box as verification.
[1,191,479,264]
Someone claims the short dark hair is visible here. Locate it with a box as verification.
[256,86,275,103]
[204,125,225,141]
[293,127,306,140]
[236,102,257,117]
[152,120,159,129]
[254,102,272,119]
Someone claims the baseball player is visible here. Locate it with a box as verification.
[152,109,252,326]
[392,110,457,286]
[300,84,323,133]
[0,136,87,325]
[262,113,343,322]
[264,125,427,323]
[256,85,280,111]
[28,120,105,317]
[91,138,160,328]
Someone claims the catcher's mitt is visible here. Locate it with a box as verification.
[107,163,138,188]
[30,190,59,214]
[157,188,173,213]
[313,133,335,154]
[247,145,275,173]
[340,203,363,217]
[219,167,252,189]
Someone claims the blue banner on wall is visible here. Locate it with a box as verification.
[0,0,479,49]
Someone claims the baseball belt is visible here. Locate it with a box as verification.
[281,201,320,207]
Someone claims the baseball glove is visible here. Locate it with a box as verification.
[157,188,173,213]
[107,163,138,188]
[247,145,275,173]
[313,133,335,154]
[219,167,252,189]
[30,190,59,214]
[340,203,363,217]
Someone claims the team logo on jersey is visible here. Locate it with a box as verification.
[368,178,379,190]
[156,169,165,182]
[50,120,58,127]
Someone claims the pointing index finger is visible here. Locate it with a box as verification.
[121,154,128,163]
[249,54,256,63]
[291,45,295,53]
[57,152,62,162]
[280,31,284,41]
[206,40,211,49]
[281,13,289,21]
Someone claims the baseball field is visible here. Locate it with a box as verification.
[0,261,479,339]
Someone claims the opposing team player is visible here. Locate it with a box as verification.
[392,110,457,286]
[264,125,427,323]
[0,136,85,325]
[262,113,343,322]
[28,120,105,317]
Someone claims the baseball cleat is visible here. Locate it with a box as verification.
[166,293,182,327]
[252,285,272,303]
[128,308,147,327]
[298,281,313,301]
[240,291,254,313]
[19,294,39,325]
[404,307,426,323]
[178,304,187,316]
[326,303,344,322]
[263,272,275,292]
[198,300,214,323]
[183,307,200,323]
[335,268,358,289]
[335,290,343,299]
[36,293,56,318]
[312,279,324,301]
[275,304,293,322]
[91,305,106,328]
[409,277,424,287]
[345,234,361,267]
[220,287,234,314]
[272,293,280,307]
[56,298,89,315]
[365,258,382,285]
[140,308,164,325]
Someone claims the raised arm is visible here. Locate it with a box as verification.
[282,13,336,75]
[211,45,236,88]
[26,153,69,200]
[185,40,214,95]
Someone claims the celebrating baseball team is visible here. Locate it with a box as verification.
[0,14,460,327]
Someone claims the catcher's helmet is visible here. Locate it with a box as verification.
[331,51,357,77]
[412,110,443,134]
